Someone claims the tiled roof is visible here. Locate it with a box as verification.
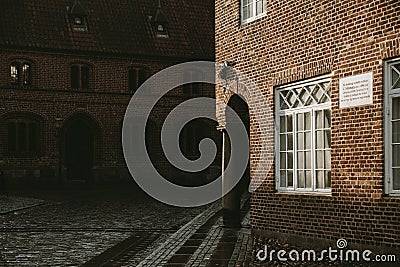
[0,0,215,59]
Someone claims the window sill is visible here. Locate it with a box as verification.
[276,191,332,197]
[241,13,267,25]
[385,193,400,198]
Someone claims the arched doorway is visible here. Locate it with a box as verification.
[63,114,99,181]
[223,94,250,228]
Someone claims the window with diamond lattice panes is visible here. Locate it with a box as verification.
[276,76,332,192]
[385,60,400,195]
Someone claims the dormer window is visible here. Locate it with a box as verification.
[150,1,169,38]
[68,1,88,32]
[74,16,82,25]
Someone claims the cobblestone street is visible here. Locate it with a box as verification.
[0,185,395,266]
[0,183,210,266]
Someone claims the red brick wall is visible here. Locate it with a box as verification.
[0,49,217,183]
[216,0,400,249]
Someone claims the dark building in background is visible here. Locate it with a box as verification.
[0,0,216,185]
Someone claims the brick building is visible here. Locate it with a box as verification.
[0,0,216,185]
[216,0,400,254]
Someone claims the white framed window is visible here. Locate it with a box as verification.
[385,58,400,195]
[241,0,266,24]
[276,75,332,193]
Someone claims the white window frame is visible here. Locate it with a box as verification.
[384,58,400,196]
[240,0,267,24]
[275,74,332,194]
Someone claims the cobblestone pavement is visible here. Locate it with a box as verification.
[1,185,396,266]
[0,183,211,266]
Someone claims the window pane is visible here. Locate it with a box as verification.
[280,116,286,133]
[304,112,311,130]
[287,133,293,150]
[243,6,249,20]
[280,134,286,151]
[256,0,263,15]
[393,97,400,120]
[297,152,304,169]
[305,171,312,188]
[305,131,311,149]
[287,170,293,187]
[305,152,311,169]
[325,171,331,188]
[280,171,286,187]
[325,130,331,148]
[392,65,400,89]
[11,63,19,84]
[316,171,324,189]
[297,113,304,131]
[392,145,400,167]
[393,121,400,143]
[316,130,323,149]
[7,122,16,152]
[324,109,331,128]
[394,169,400,190]
[18,122,27,152]
[297,132,304,150]
[248,3,254,18]
[392,67,400,88]
[81,66,89,89]
[316,150,324,169]
[71,65,79,89]
[22,63,31,86]
[287,152,293,169]
[280,153,286,170]
[297,171,305,188]
[325,150,331,169]
[287,114,293,132]
[316,110,323,129]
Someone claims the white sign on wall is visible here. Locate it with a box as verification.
[339,72,373,109]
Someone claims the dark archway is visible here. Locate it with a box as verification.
[62,114,100,181]
[223,94,250,228]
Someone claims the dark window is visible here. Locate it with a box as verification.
[7,119,39,154]
[183,70,203,95]
[10,61,31,87]
[68,1,88,32]
[71,64,90,90]
[128,68,146,93]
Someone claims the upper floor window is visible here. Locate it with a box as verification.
[183,69,203,95]
[68,1,88,32]
[385,59,400,195]
[6,117,40,154]
[71,64,89,90]
[128,68,147,93]
[241,0,266,23]
[276,75,332,193]
[150,1,169,38]
[10,61,32,87]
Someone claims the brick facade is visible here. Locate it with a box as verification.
[215,0,400,251]
[0,0,216,185]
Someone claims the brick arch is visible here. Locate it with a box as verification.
[216,69,275,193]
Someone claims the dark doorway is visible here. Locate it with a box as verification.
[223,94,250,228]
[64,117,95,181]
